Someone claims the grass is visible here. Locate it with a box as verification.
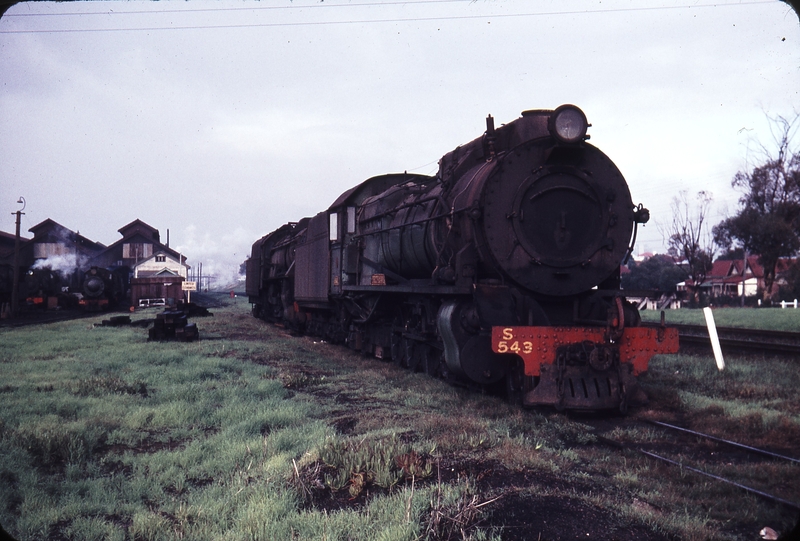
[0,301,496,541]
[1,295,798,540]
[640,305,800,330]
[0,308,329,540]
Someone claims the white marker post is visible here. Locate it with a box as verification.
[703,307,725,371]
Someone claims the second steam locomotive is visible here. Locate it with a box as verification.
[247,105,678,411]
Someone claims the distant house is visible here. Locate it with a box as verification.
[90,219,189,278]
[631,251,654,263]
[134,250,186,279]
[678,256,797,299]
[86,220,190,308]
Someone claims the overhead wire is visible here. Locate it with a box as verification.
[0,0,779,34]
[6,0,475,17]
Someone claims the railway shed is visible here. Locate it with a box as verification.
[89,219,189,277]
[0,218,193,315]
[130,274,185,309]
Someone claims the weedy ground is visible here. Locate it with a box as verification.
[0,296,798,540]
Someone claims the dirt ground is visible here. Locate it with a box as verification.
[299,454,678,541]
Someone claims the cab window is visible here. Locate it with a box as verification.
[329,213,339,242]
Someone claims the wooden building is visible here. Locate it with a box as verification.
[2,218,192,312]
[90,219,189,276]
[130,275,185,308]
[26,219,106,271]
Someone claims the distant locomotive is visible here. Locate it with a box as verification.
[79,266,128,311]
[247,105,678,411]
[20,267,72,309]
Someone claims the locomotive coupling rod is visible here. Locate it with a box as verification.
[646,420,800,464]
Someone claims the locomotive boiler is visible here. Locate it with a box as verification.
[247,105,678,411]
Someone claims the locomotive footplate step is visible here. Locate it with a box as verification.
[525,363,647,410]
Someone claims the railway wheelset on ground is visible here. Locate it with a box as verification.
[247,105,679,412]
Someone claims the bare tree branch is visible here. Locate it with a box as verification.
[713,112,800,300]
[659,190,715,303]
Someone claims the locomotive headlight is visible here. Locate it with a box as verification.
[549,105,589,144]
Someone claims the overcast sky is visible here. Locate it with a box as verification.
[1,0,798,285]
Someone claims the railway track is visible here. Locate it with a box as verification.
[588,418,800,512]
[0,309,101,328]
[644,322,800,356]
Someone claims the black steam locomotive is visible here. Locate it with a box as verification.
[247,105,678,411]
[79,266,128,311]
[20,267,73,309]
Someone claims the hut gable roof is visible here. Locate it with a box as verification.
[118,219,160,243]
[96,220,186,266]
[26,219,105,252]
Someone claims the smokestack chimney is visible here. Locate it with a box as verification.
[167,229,170,248]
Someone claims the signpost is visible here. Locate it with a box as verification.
[182,280,197,303]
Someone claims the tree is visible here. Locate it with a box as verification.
[661,190,715,302]
[716,247,744,261]
[713,113,800,300]
[776,260,800,301]
[621,254,686,293]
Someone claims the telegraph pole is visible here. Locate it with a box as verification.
[11,197,25,319]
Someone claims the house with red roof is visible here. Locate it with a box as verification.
[678,256,797,300]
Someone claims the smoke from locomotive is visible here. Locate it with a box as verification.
[247,105,678,411]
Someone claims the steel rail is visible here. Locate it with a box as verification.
[677,334,800,355]
[643,322,800,356]
[646,420,800,464]
[637,449,800,511]
[644,322,800,342]
[594,433,800,511]
[668,323,800,339]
